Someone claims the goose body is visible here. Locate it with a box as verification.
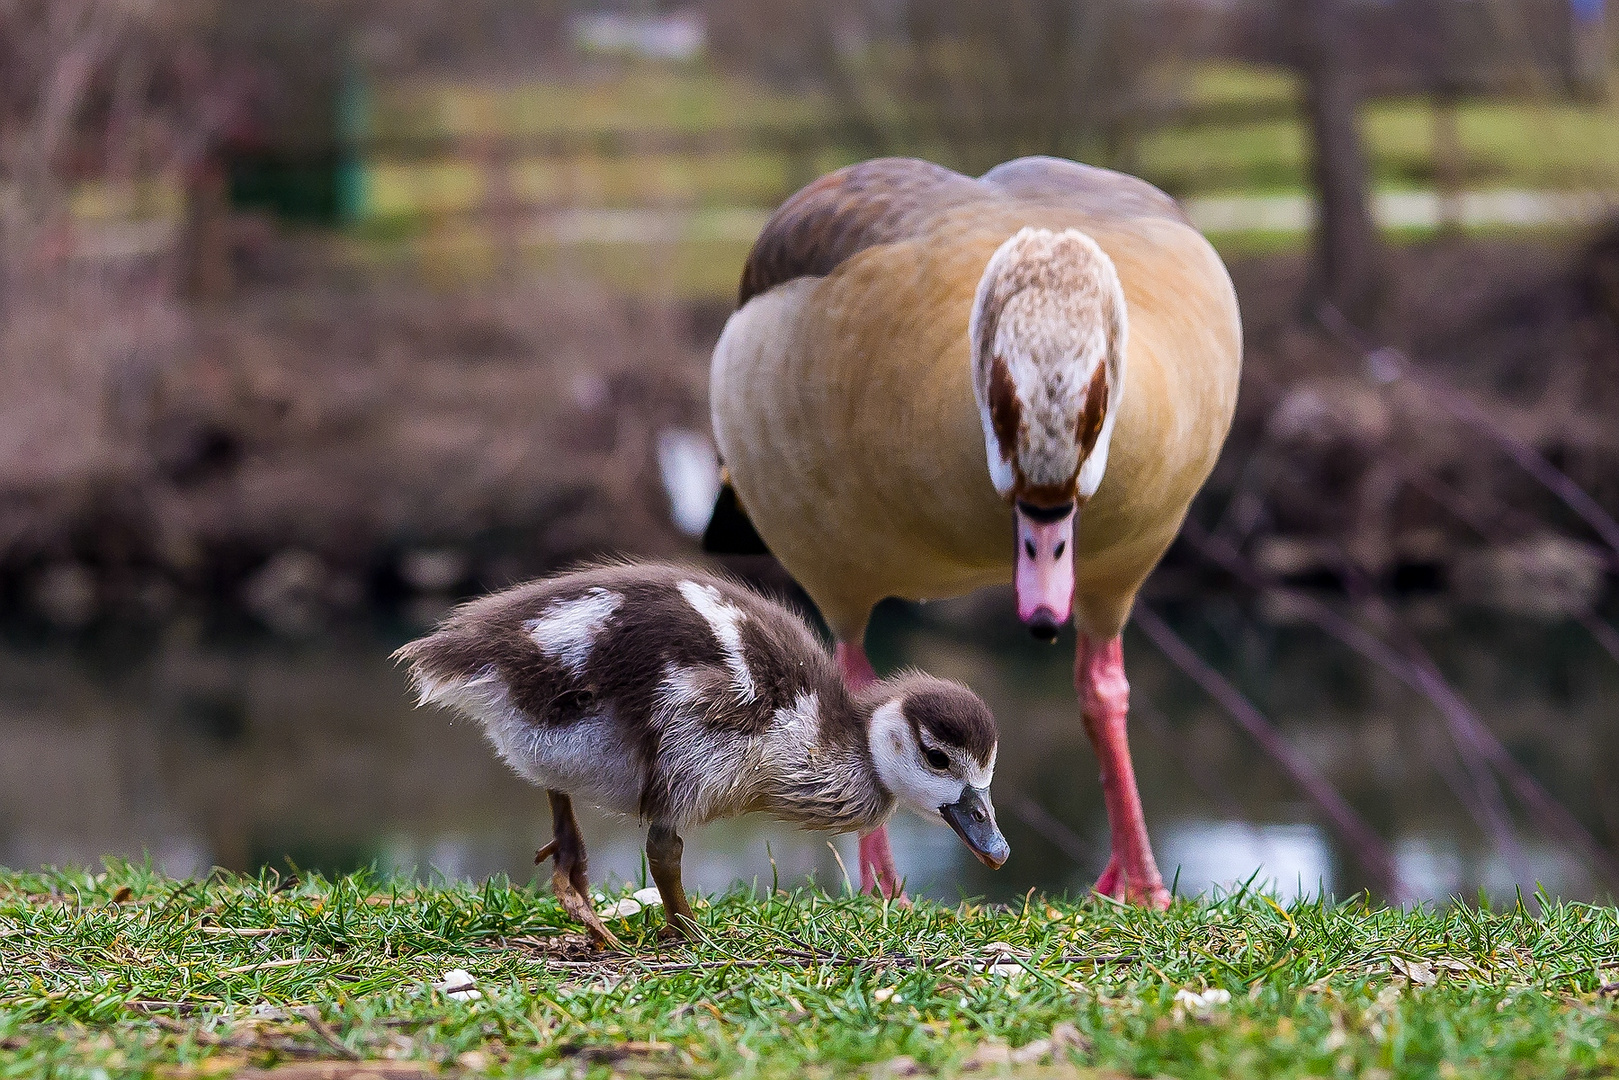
[397,562,1007,944]
[713,157,1240,642]
[708,157,1242,904]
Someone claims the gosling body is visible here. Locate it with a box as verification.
[397,562,1007,946]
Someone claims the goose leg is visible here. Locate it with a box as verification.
[646,822,700,940]
[1077,634,1170,909]
[837,641,908,902]
[540,790,623,949]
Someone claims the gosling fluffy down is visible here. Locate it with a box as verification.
[395,562,1008,942]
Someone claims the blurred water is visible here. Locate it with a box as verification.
[2,590,1615,905]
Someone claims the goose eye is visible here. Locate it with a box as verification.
[924,747,950,771]
[1023,539,1036,559]
[1053,540,1066,558]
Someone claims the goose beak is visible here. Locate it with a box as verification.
[940,786,1010,869]
[1014,501,1075,642]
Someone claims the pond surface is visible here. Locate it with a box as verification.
[3,589,1616,906]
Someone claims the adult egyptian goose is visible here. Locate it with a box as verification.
[707,157,1242,907]
[396,562,1008,946]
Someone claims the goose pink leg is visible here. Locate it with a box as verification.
[836,641,907,901]
[1078,634,1170,909]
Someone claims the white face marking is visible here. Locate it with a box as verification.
[979,407,1017,497]
[524,588,622,675]
[675,579,756,702]
[969,226,1126,498]
[868,699,966,820]
[964,743,996,790]
[1075,400,1117,500]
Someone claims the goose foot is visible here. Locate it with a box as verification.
[1092,855,1170,910]
[542,790,623,950]
[1078,633,1169,910]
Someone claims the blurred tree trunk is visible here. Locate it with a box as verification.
[180,156,234,300]
[1431,88,1462,237]
[1287,0,1383,329]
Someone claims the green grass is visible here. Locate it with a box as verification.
[360,61,1619,209]
[6,864,1619,1078]
[1137,92,1619,199]
[368,62,827,141]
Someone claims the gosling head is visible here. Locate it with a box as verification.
[866,676,1009,869]
[969,226,1128,642]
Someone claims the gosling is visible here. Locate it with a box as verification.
[395,562,1009,947]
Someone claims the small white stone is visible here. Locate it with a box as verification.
[874,986,897,1003]
[1173,986,1230,1018]
[632,887,664,907]
[433,968,483,1001]
[599,897,643,919]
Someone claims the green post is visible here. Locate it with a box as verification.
[336,59,369,225]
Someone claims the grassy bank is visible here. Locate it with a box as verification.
[4,864,1619,1078]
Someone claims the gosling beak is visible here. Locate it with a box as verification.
[940,786,1010,869]
[1014,500,1075,642]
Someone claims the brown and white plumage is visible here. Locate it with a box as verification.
[396,562,1007,945]
[708,156,1242,904]
[715,156,1239,641]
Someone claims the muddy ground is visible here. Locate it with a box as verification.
[1,227,1616,633]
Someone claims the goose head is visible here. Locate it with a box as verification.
[969,226,1127,642]
[866,677,1009,868]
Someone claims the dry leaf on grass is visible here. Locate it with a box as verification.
[1390,957,1437,986]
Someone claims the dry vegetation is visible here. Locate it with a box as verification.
[0,0,1616,634]
[1207,226,1619,621]
[0,265,708,631]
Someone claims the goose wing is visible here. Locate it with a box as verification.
[738,156,1189,308]
[738,157,983,304]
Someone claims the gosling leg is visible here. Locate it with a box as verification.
[646,822,700,940]
[540,790,622,950]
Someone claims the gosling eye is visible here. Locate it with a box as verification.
[1023,538,1036,559]
[1053,540,1066,558]
[923,747,950,772]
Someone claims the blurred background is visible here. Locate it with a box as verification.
[1,0,1617,906]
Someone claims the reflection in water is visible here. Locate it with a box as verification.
[1157,822,1333,903]
[2,589,1616,905]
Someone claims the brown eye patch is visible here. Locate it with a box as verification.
[987,356,1022,462]
[1077,365,1108,458]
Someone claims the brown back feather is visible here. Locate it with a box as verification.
[736,155,1187,306]
[738,158,979,305]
